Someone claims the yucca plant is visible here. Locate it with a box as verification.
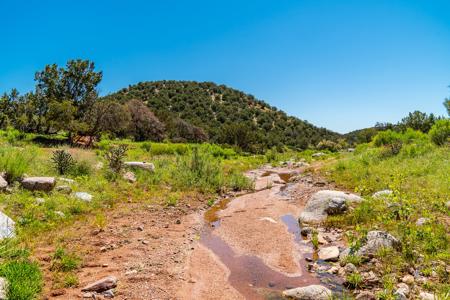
[51,150,74,175]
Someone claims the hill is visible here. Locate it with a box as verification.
[103,81,340,152]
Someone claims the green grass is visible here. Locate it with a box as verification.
[323,129,450,295]
[0,260,42,300]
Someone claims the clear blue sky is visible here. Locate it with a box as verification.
[1,0,449,133]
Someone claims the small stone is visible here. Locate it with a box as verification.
[82,292,94,298]
[142,240,149,245]
[446,201,450,210]
[103,289,114,298]
[124,161,155,172]
[35,198,45,205]
[327,266,339,274]
[396,283,410,296]
[56,185,72,194]
[0,277,8,300]
[419,292,436,300]
[355,291,376,300]
[81,276,117,292]
[416,217,429,226]
[401,274,414,285]
[54,211,65,218]
[372,189,393,199]
[137,225,144,231]
[74,192,93,202]
[344,263,357,274]
[50,289,66,296]
[0,177,7,191]
[318,246,340,261]
[123,171,136,183]
[175,219,181,225]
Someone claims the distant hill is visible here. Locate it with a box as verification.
[103,81,340,152]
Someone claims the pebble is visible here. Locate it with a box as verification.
[402,274,415,284]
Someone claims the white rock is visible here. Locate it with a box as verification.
[419,292,436,300]
[401,274,415,284]
[124,161,155,172]
[318,246,340,261]
[123,171,136,183]
[74,192,93,202]
[0,277,7,300]
[56,185,72,194]
[35,198,45,205]
[312,152,326,158]
[81,275,117,292]
[372,189,393,199]
[357,230,401,257]
[58,177,75,184]
[282,285,332,300]
[299,190,362,223]
[54,211,65,218]
[0,211,15,239]
[21,177,56,192]
[0,177,7,190]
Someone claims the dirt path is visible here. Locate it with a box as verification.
[39,165,340,299]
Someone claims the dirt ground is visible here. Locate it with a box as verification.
[36,165,338,300]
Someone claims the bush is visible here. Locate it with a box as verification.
[0,147,34,183]
[316,139,341,152]
[51,247,81,272]
[51,150,74,175]
[429,119,450,146]
[372,130,403,156]
[104,145,128,173]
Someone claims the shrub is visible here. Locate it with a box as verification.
[51,150,74,175]
[104,145,128,173]
[140,142,152,152]
[316,139,341,152]
[345,272,363,289]
[429,119,450,146]
[0,147,34,183]
[51,247,81,272]
[0,260,42,300]
[372,130,403,156]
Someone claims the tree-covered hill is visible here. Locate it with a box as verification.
[103,80,340,152]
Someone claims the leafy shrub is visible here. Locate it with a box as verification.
[429,119,450,146]
[140,142,152,152]
[0,260,42,300]
[0,147,34,183]
[226,170,254,191]
[372,130,403,156]
[51,150,74,175]
[104,145,128,173]
[345,272,363,289]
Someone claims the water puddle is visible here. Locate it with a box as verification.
[201,231,318,299]
[204,197,231,227]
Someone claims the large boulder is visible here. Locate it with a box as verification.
[124,162,155,172]
[0,212,15,239]
[357,230,401,257]
[282,285,332,300]
[299,190,362,223]
[21,177,56,192]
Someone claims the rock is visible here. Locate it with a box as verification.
[123,171,136,183]
[124,161,155,172]
[419,292,436,300]
[313,180,327,187]
[355,291,376,300]
[325,197,347,215]
[372,189,393,199]
[35,198,45,205]
[282,284,332,300]
[401,274,414,284]
[357,231,401,257]
[299,190,362,223]
[82,292,94,298]
[339,247,351,262]
[347,148,355,152]
[58,177,75,184]
[21,177,56,192]
[94,162,104,170]
[395,283,410,299]
[446,201,450,210]
[55,185,72,194]
[0,277,7,300]
[103,289,115,298]
[312,152,326,158]
[0,177,7,191]
[0,211,15,239]
[344,263,357,274]
[300,227,313,237]
[416,217,429,226]
[54,211,65,218]
[81,276,117,292]
[318,246,340,261]
[74,192,93,202]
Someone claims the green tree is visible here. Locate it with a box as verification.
[399,111,436,133]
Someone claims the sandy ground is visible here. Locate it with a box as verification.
[37,165,334,300]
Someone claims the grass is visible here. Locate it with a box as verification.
[0,260,42,300]
[323,129,450,296]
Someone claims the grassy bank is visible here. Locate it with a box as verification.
[323,129,449,298]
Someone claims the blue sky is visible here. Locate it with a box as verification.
[1,0,449,133]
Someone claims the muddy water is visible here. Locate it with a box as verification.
[200,176,320,299]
